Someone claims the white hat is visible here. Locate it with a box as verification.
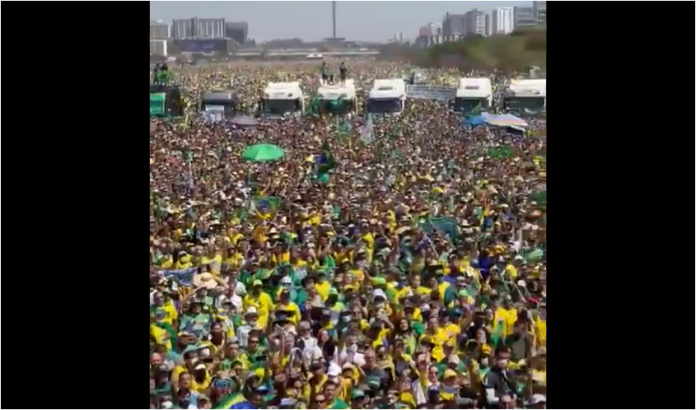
[245,307,258,316]
[516,280,526,288]
[327,362,342,377]
[192,272,217,289]
[280,276,292,285]
[372,289,387,301]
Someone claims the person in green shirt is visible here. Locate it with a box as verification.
[323,380,349,409]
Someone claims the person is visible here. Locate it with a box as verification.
[339,62,347,86]
[320,62,329,85]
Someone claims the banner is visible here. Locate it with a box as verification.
[424,217,458,241]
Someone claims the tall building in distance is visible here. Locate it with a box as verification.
[533,1,547,25]
[150,20,169,39]
[462,9,487,37]
[513,6,536,29]
[442,13,466,38]
[150,40,168,56]
[171,18,226,39]
[491,7,514,35]
[225,22,248,44]
[484,14,492,37]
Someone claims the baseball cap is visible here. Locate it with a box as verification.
[351,389,366,400]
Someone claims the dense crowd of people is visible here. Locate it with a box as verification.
[150,61,547,410]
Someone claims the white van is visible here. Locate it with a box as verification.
[316,79,357,114]
[366,78,406,115]
[262,81,305,116]
[505,79,546,113]
[454,77,493,113]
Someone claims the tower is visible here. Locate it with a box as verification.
[332,1,337,38]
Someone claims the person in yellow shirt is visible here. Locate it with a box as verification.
[175,251,194,270]
[314,270,331,301]
[308,361,328,399]
[224,247,244,269]
[407,274,432,298]
[243,280,274,329]
[439,310,462,342]
[420,316,449,362]
[200,247,223,275]
[150,291,178,327]
[275,288,301,325]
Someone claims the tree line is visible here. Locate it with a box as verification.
[379,27,546,73]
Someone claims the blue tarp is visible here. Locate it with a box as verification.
[462,115,486,127]
[460,113,529,129]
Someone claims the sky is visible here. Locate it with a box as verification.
[150,1,528,42]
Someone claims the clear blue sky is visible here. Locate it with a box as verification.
[150,1,528,42]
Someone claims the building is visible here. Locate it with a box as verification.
[442,13,466,38]
[533,1,547,25]
[485,14,491,37]
[513,6,536,29]
[150,40,168,56]
[150,21,169,39]
[463,9,487,37]
[171,19,192,39]
[225,22,248,44]
[491,7,514,35]
[171,18,226,39]
[419,25,434,38]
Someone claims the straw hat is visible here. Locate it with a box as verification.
[192,272,218,289]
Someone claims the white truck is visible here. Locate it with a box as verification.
[366,78,406,115]
[504,79,546,114]
[261,81,305,116]
[316,79,358,114]
[453,77,493,113]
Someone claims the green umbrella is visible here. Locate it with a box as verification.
[241,144,285,162]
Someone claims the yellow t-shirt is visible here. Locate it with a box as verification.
[309,374,328,397]
[201,254,223,275]
[275,301,301,324]
[271,252,291,265]
[150,324,172,351]
[420,328,449,362]
[315,281,331,301]
[151,302,178,326]
[534,318,546,347]
[244,292,275,328]
[337,378,353,402]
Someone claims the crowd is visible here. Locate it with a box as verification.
[150,61,547,410]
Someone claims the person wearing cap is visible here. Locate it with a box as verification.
[236,307,260,349]
[244,279,274,329]
[350,388,368,409]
